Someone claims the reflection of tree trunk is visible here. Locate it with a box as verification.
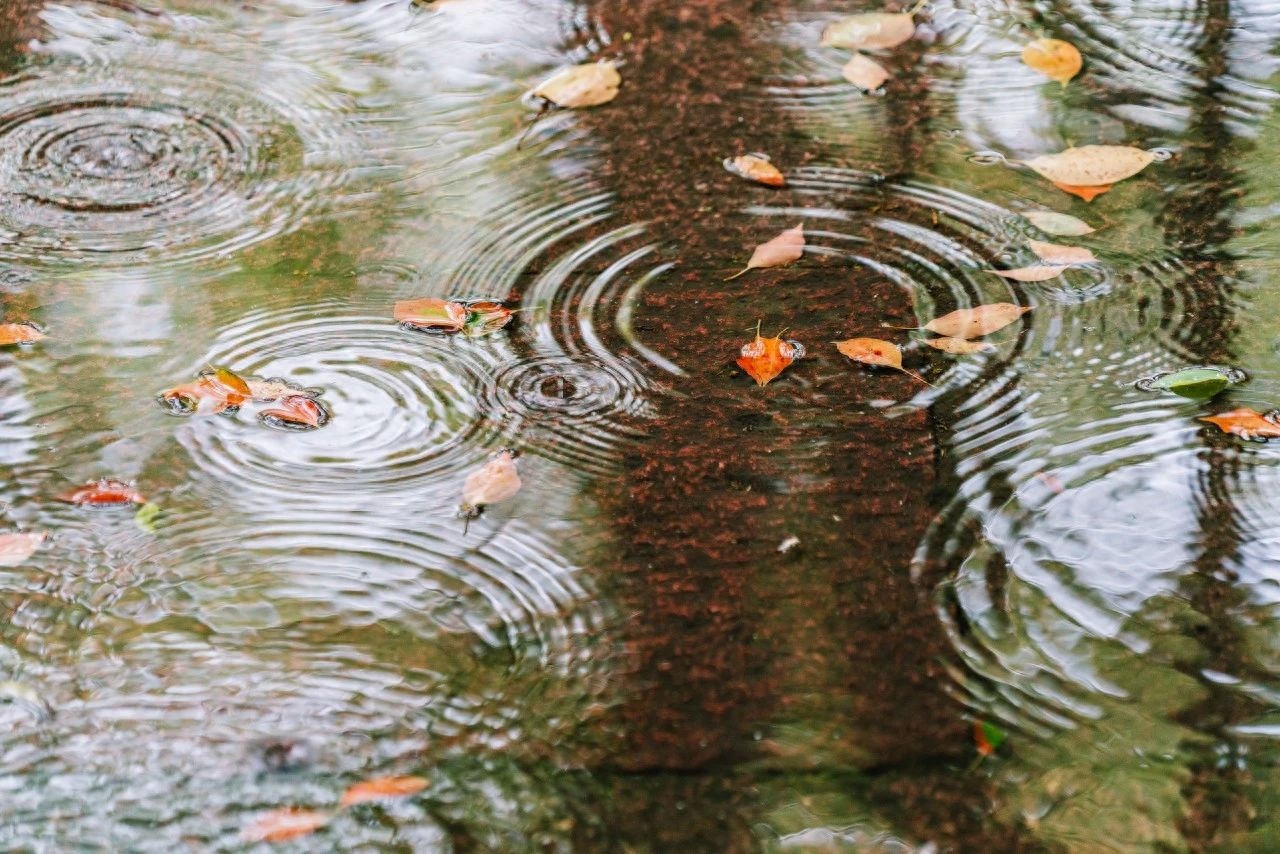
[0,1,41,68]
[577,2,1015,847]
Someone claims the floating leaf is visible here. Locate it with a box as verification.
[462,300,514,338]
[925,336,996,354]
[1023,210,1096,236]
[723,153,785,187]
[0,679,53,721]
[56,479,145,506]
[246,377,318,402]
[0,322,44,346]
[842,54,889,90]
[726,224,804,280]
[158,369,250,416]
[1146,367,1234,400]
[394,298,467,332]
[340,776,430,808]
[0,532,46,567]
[820,13,915,50]
[974,720,1007,756]
[737,326,802,387]
[923,304,1030,339]
[1028,239,1096,265]
[242,808,330,843]
[260,395,325,429]
[988,265,1069,282]
[134,502,162,534]
[1026,145,1156,187]
[532,61,621,108]
[1199,408,1280,440]
[461,450,522,517]
[1021,38,1082,85]
[1053,182,1113,202]
[834,337,929,384]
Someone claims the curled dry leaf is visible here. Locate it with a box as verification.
[461,450,522,516]
[56,479,145,506]
[394,298,467,332]
[1028,239,1095,265]
[1026,145,1156,187]
[260,394,325,429]
[724,153,785,187]
[1199,408,1280,440]
[924,303,1030,338]
[340,775,430,808]
[1021,38,1082,85]
[820,13,915,50]
[925,336,996,354]
[0,322,44,346]
[988,265,1069,281]
[842,54,890,90]
[834,337,929,384]
[737,327,802,387]
[532,61,621,108]
[0,532,47,567]
[726,224,804,280]
[1054,182,1113,202]
[1023,210,1095,236]
[242,808,330,843]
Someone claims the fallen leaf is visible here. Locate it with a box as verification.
[462,300,514,338]
[134,502,162,534]
[820,12,915,50]
[242,808,330,843]
[925,336,996,354]
[988,265,1069,282]
[973,720,1007,756]
[1053,182,1113,202]
[1021,38,1082,85]
[532,61,621,108]
[737,327,802,387]
[726,224,804,280]
[260,394,325,429]
[394,298,467,332]
[56,479,145,506]
[834,337,929,384]
[1147,367,1233,400]
[1199,408,1280,440]
[723,153,785,187]
[1026,145,1155,187]
[842,54,890,90]
[923,304,1030,338]
[340,776,430,808]
[461,450,522,516]
[246,377,317,402]
[1028,240,1096,265]
[158,369,251,416]
[0,532,46,567]
[0,322,44,345]
[1023,210,1096,236]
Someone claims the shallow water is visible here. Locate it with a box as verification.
[2,0,1280,850]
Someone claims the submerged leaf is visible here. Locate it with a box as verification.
[1023,210,1096,236]
[1026,145,1156,187]
[1028,239,1096,265]
[924,304,1030,339]
[737,328,802,387]
[988,265,1069,282]
[842,54,890,90]
[1021,38,1082,84]
[461,450,522,516]
[340,776,430,808]
[821,13,915,50]
[834,337,928,383]
[0,532,47,567]
[724,153,786,187]
[0,322,44,346]
[925,336,996,354]
[242,808,330,843]
[394,298,467,332]
[532,61,621,108]
[726,224,805,280]
[57,479,145,506]
[1199,408,1280,440]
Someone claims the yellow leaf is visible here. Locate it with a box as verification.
[0,323,44,346]
[821,13,915,50]
[532,61,621,108]
[842,54,890,90]
[925,336,996,354]
[987,265,1069,281]
[1027,240,1095,265]
[1021,38,1082,84]
[1026,146,1155,187]
[834,338,929,384]
[923,304,1030,338]
[723,153,785,187]
[726,224,804,280]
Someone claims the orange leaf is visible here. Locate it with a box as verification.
[736,330,801,387]
[0,323,44,346]
[987,265,1069,282]
[1052,182,1113,202]
[0,532,47,567]
[1199,408,1280,440]
[724,153,785,187]
[726,224,804,279]
[394,298,467,332]
[260,395,324,429]
[842,54,890,90]
[159,370,250,416]
[834,337,929,384]
[56,479,145,506]
[242,808,329,843]
[340,775,430,808]
[922,304,1030,339]
[1021,38,1083,85]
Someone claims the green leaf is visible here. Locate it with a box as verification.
[1152,368,1230,400]
[134,502,162,533]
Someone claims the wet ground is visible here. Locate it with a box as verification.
[1,0,1280,850]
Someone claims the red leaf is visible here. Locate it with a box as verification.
[260,395,324,428]
[56,479,144,506]
[736,330,800,387]
[242,808,329,843]
[340,775,430,807]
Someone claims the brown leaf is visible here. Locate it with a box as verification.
[1021,38,1083,85]
[1053,182,1113,202]
[56,479,145,506]
[0,323,44,346]
[340,776,430,808]
[260,395,324,429]
[723,153,785,187]
[737,329,801,387]
[726,224,804,280]
[987,265,1069,282]
[834,337,928,384]
[462,300,514,338]
[1028,239,1096,265]
[923,304,1030,339]
[1026,146,1155,187]
[925,336,996,354]
[0,532,47,567]
[1199,408,1280,440]
[842,54,889,90]
[820,13,915,50]
[246,378,316,402]
[242,808,330,843]
[532,61,621,108]
[394,298,467,332]
[462,450,522,514]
